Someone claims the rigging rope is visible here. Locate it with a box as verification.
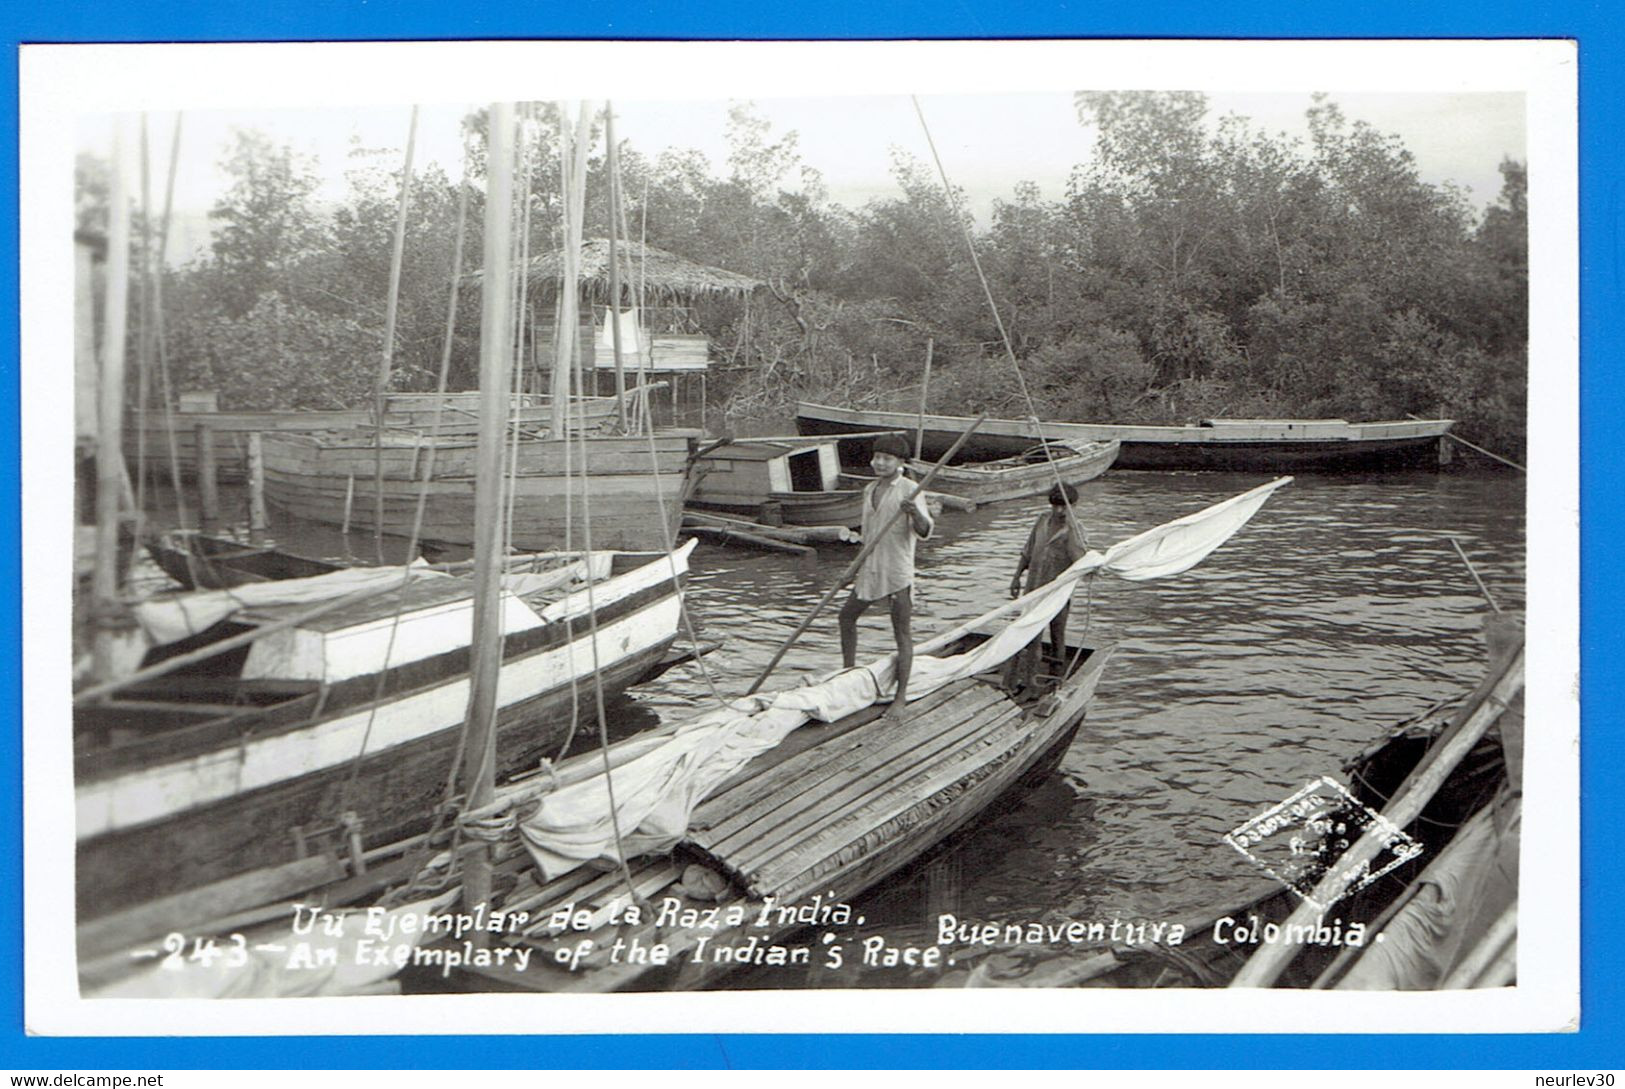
[609,122,726,709]
[565,127,643,909]
[910,96,1092,551]
[371,106,420,564]
[501,109,535,559]
[332,112,466,828]
[133,117,153,524]
[916,95,1092,598]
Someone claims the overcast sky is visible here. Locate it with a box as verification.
[81,91,1525,264]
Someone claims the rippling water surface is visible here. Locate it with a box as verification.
[148,468,1524,986]
[636,469,1524,981]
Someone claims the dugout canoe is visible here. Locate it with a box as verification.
[260,431,696,552]
[145,529,346,590]
[74,541,698,926]
[962,624,1522,990]
[795,401,1453,472]
[906,440,1118,504]
[430,628,1115,994]
[836,440,1119,506]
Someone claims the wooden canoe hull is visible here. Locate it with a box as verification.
[898,441,1119,505]
[795,402,1453,472]
[76,636,676,922]
[447,639,1115,994]
[261,434,694,552]
[145,531,345,590]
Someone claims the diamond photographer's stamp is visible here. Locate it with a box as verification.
[1225,776,1424,910]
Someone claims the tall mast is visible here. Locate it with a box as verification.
[91,120,133,681]
[371,106,419,558]
[605,102,628,432]
[460,101,516,922]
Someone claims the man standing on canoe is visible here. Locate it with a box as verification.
[1005,481,1089,692]
[840,432,934,724]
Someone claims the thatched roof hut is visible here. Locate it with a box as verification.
[521,239,763,305]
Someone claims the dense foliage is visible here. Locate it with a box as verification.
[85,93,1527,457]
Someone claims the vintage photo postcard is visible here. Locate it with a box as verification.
[19,38,1577,1035]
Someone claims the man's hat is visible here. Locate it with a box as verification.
[872,433,911,458]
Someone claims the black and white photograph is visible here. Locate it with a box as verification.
[22,39,1577,1033]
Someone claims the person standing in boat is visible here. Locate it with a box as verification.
[840,432,935,724]
[1005,482,1089,692]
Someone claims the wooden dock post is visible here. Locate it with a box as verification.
[916,337,934,460]
[246,431,269,533]
[340,474,355,535]
[195,422,219,523]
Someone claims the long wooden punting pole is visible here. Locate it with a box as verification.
[1449,537,1502,614]
[460,101,517,929]
[605,102,629,432]
[744,414,986,695]
[1228,640,1525,988]
[91,120,133,682]
[372,106,419,557]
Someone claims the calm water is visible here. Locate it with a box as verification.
[141,468,1524,987]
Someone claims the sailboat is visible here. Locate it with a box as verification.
[72,105,706,975]
[257,109,708,556]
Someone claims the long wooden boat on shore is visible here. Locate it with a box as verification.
[74,540,698,928]
[687,437,865,528]
[427,627,1115,994]
[260,432,695,552]
[796,401,1454,472]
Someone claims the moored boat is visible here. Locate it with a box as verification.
[260,430,695,552]
[957,619,1522,990]
[126,389,651,483]
[74,540,699,924]
[439,626,1115,993]
[840,439,1119,506]
[379,478,1293,995]
[145,528,345,590]
[796,401,1453,472]
[687,436,865,528]
[908,439,1118,504]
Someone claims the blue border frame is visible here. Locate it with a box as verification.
[5,0,1614,1070]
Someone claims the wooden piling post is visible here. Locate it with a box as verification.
[195,422,219,523]
[341,474,355,535]
[246,431,269,533]
[915,337,934,460]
